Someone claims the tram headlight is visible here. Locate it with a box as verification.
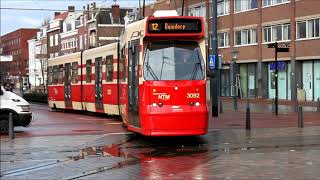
[158,102,163,107]
[195,102,200,106]
[152,103,157,107]
[189,102,194,106]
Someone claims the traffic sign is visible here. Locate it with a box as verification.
[209,55,216,70]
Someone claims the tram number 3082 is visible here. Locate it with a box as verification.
[186,93,200,99]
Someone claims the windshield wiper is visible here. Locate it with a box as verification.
[145,63,159,80]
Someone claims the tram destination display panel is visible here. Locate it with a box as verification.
[148,18,202,33]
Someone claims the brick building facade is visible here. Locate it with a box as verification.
[143,0,320,101]
[0,28,39,87]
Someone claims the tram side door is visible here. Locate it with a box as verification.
[95,57,103,110]
[64,63,72,108]
[128,40,140,128]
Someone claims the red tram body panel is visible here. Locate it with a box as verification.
[48,12,208,136]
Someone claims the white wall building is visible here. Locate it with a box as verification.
[28,39,42,89]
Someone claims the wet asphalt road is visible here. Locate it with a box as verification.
[1,103,320,179]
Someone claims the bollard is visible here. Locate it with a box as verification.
[8,113,15,139]
[233,96,238,110]
[295,98,298,112]
[219,100,223,114]
[298,106,303,128]
[317,98,320,112]
[246,99,251,130]
[272,98,275,113]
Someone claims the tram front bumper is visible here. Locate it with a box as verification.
[141,112,208,136]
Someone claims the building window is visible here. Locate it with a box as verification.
[50,35,53,47]
[263,0,289,7]
[189,5,206,18]
[217,0,230,16]
[55,34,59,46]
[234,0,258,12]
[297,18,320,39]
[263,23,290,42]
[234,28,257,46]
[218,32,230,47]
[79,36,83,50]
[72,62,78,84]
[86,59,92,83]
[106,55,113,82]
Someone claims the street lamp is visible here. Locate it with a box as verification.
[231,49,239,110]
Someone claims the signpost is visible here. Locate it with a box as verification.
[268,42,290,115]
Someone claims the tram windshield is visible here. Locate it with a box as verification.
[143,41,205,81]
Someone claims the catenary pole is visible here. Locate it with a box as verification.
[211,0,219,117]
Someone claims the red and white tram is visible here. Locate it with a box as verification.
[48,12,208,136]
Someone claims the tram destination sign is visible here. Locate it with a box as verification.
[148,19,202,33]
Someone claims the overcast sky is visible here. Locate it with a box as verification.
[1,0,156,35]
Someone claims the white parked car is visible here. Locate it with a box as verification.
[0,85,32,133]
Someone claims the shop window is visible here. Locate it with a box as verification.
[106,55,114,82]
[86,59,92,83]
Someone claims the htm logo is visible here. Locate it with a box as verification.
[158,94,170,100]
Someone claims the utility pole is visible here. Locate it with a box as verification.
[181,0,185,16]
[210,0,219,117]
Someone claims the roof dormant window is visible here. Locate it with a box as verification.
[297,18,320,40]
[234,28,257,46]
[263,23,290,43]
[263,0,289,7]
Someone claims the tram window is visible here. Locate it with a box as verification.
[48,66,53,85]
[106,55,113,82]
[86,60,92,83]
[52,65,58,84]
[143,41,205,81]
[58,64,64,84]
[72,62,78,83]
[119,46,126,82]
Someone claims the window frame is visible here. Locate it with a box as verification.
[71,62,78,84]
[263,23,291,43]
[234,0,258,13]
[234,28,257,46]
[106,55,114,82]
[217,32,230,48]
[86,59,92,83]
[263,0,289,8]
[297,18,320,40]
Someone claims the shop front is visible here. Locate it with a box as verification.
[268,61,291,100]
[302,60,320,101]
